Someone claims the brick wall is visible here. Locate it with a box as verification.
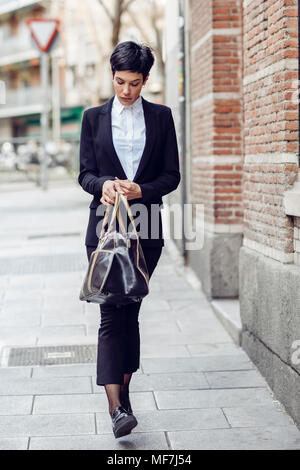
[190,0,243,232]
[243,0,299,263]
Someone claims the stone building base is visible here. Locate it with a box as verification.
[188,231,242,300]
[239,246,300,427]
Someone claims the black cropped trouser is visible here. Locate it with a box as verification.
[86,245,163,386]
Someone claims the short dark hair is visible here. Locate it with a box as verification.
[110,41,155,81]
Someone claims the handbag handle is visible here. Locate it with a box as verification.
[118,194,138,237]
[99,191,139,240]
[99,191,120,239]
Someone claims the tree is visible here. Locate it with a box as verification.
[97,0,165,100]
[98,0,137,47]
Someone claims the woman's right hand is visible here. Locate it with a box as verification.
[101,180,117,205]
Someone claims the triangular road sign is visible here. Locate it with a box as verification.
[26,18,60,52]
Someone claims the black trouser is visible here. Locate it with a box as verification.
[86,245,163,386]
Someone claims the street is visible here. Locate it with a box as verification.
[0,180,299,450]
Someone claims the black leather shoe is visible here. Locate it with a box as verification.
[110,405,138,438]
[120,390,133,415]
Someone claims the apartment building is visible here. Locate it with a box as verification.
[0,0,164,142]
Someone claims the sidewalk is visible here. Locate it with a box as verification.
[0,180,299,450]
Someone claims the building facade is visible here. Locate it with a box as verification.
[165,0,299,426]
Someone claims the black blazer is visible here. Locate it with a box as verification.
[78,95,181,248]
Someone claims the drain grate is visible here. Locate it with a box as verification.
[0,252,88,275]
[4,344,97,366]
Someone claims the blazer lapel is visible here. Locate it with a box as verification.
[133,96,156,182]
[100,95,156,182]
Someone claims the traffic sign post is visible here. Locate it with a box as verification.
[26,18,60,190]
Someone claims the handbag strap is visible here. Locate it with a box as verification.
[118,194,138,237]
[99,191,139,240]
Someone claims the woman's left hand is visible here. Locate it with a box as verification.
[113,177,142,201]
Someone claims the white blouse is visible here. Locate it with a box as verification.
[111,94,146,181]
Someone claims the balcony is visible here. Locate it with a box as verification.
[0,85,53,118]
[0,1,41,16]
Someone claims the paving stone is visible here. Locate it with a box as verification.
[86,324,101,335]
[148,282,160,292]
[158,279,191,290]
[187,342,240,356]
[140,329,232,345]
[31,363,142,378]
[37,326,86,339]
[0,367,32,378]
[140,299,171,312]
[141,353,253,374]
[29,431,168,450]
[41,312,86,327]
[41,304,84,315]
[0,438,28,450]
[0,276,13,288]
[0,396,33,415]
[205,370,267,389]
[110,372,210,392]
[43,298,81,310]
[3,290,43,301]
[167,425,300,450]
[0,413,95,437]
[43,273,83,288]
[0,299,43,314]
[140,321,181,335]
[154,388,272,410]
[0,326,40,343]
[96,408,229,434]
[0,335,37,347]
[141,357,199,373]
[43,287,81,297]
[36,335,97,345]
[139,309,173,322]
[168,299,211,312]
[151,265,178,276]
[33,392,156,414]
[8,276,44,289]
[0,377,92,395]
[32,364,96,378]
[84,302,99,314]
[195,353,253,371]
[176,317,230,334]
[159,290,207,301]
[223,405,296,427]
[140,344,190,358]
[169,309,217,323]
[0,311,41,327]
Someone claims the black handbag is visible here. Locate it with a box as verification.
[79,192,149,305]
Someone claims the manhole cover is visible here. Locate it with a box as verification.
[4,344,97,366]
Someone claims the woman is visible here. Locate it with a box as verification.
[78,41,180,438]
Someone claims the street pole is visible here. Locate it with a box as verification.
[40,51,49,190]
[178,0,187,264]
[26,18,60,190]
[52,54,61,145]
